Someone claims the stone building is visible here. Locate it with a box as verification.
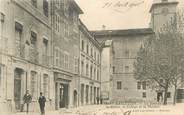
[0,0,54,114]
[93,29,155,103]
[50,0,83,109]
[78,20,101,105]
[93,0,180,104]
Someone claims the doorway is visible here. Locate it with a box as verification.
[14,68,23,110]
[59,83,69,108]
[157,92,163,102]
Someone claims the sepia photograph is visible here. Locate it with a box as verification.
[1,0,184,115]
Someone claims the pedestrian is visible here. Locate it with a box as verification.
[38,92,46,115]
[23,90,32,114]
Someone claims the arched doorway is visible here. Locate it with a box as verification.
[73,90,78,107]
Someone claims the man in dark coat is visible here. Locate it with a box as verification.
[23,90,32,113]
[38,92,46,115]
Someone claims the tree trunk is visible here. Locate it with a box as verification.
[173,84,177,105]
[163,82,169,105]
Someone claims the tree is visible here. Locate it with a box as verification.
[134,11,184,105]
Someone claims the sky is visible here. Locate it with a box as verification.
[75,0,184,30]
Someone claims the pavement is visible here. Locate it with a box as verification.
[5,103,184,115]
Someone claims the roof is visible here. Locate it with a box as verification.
[70,0,83,14]
[91,28,154,37]
[149,1,179,12]
[79,19,102,49]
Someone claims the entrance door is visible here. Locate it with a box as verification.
[14,68,23,110]
[157,92,163,102]
[59,83,69,108]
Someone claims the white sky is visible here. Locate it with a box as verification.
[75,0,184,30]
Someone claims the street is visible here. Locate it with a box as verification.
[9,104,184,115]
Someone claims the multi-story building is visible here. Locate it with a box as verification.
[0,0,54,114]
[79,20,101,105]
[93,29,155,103]
[50,0,83,109]
[93,0,181,104]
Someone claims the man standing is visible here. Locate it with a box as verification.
[23,90,32,114]
[38,92,46,115]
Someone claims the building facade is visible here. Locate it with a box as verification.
[93,0,181,104]
[0,0,54,114]
[93,29,156,103]
[79,20,101,106]
[50,0,83,109]
[100,40,113,103]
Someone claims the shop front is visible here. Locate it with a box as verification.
[54,73,71,110]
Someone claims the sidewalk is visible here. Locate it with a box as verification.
[10,105,105,115]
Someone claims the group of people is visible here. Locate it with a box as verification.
[22,90,46,115]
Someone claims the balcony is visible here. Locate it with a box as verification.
[29,48,39,63]
[42,54,50,66]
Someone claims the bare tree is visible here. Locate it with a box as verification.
[134,10,184,105]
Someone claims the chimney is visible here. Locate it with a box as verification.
[102,25,106,30]
[162,0,168,2]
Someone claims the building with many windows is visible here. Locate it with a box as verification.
[50,0,83,109]
[79,20,101,105]
[0,0,54,114]
[93,29,155,103]
[92,0,180,104]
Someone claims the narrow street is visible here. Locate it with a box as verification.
[10,104,184,115]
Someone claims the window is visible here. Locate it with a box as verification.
[142,81,146,90]
[15,22,23,57]
[43,0,49,17]
[86,44,89,54]
[81,40,84,51]
[74,57,78,73]
[55,14,60,32]
[112,66,115,73]
[142,92,146,98]
[97,70,99,81]
[91,48,93,57]
[86,64,89,76]
[125,66,129,73]
[43,38,48,55]
[81,61,84,75]
[31,0,37,8]
[90,65,93,79]
[167,92,171,98]
[54,48,59,67]
[64,53,69,69]
[60,51,64,68]
[43,74,49,98]
[60,0,64,9]
[117,81,122,90]
[137,82,141,90]
[31,71,37,99]
[94,68,96,80]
